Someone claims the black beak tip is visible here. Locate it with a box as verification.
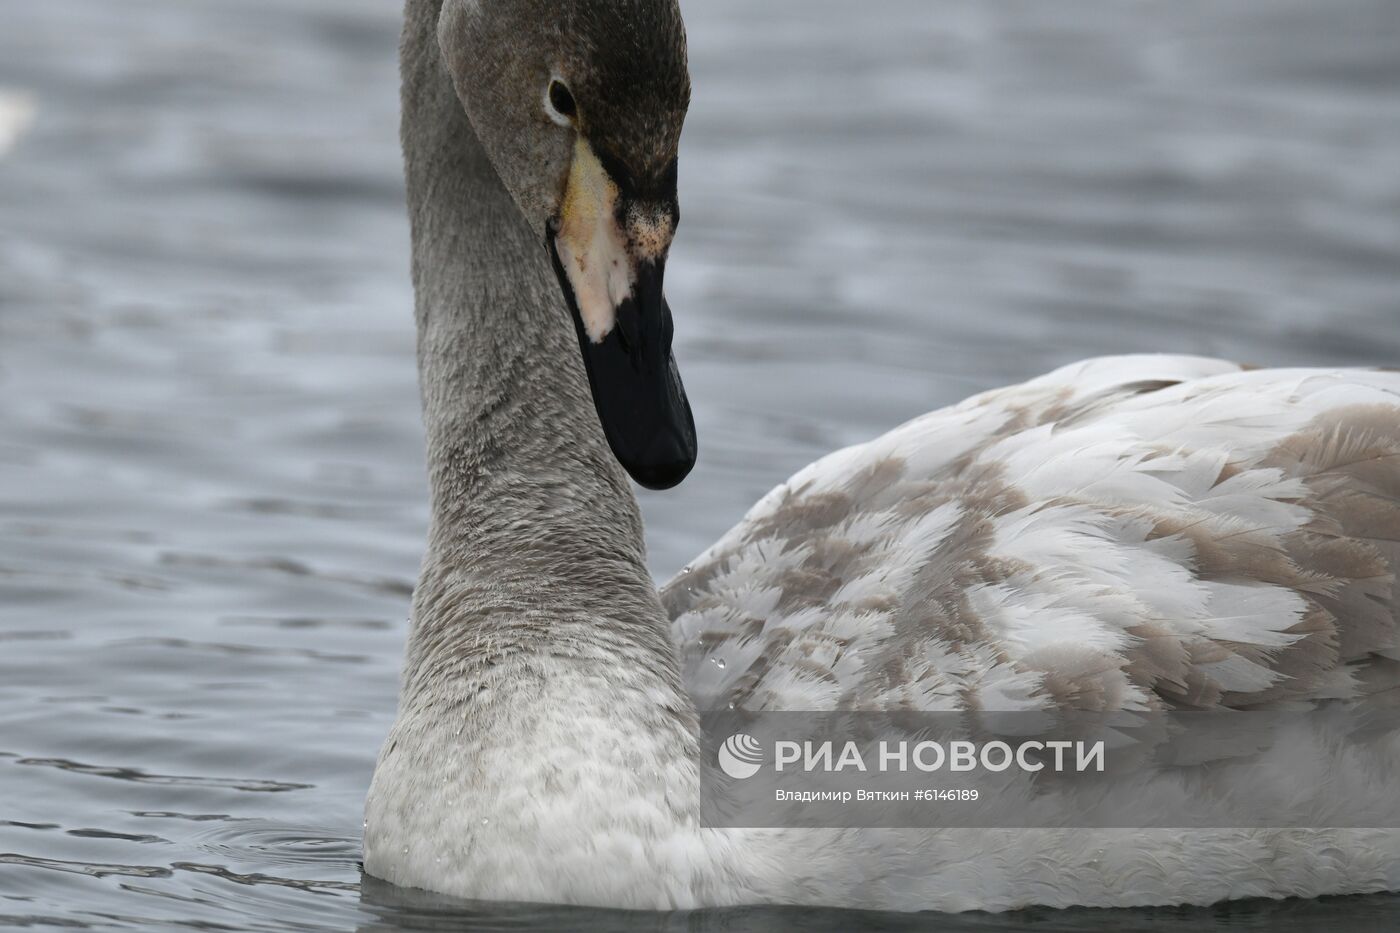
[628,458,694,491]
[616,398,697,490]
[623,442,696,491]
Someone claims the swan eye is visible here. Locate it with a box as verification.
[546,80,577,125]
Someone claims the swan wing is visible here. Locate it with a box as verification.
[662,354,1400,713]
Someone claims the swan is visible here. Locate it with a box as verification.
[364,0,1400,912]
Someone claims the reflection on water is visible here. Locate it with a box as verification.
[357,878,1400,933]
[1,0,1398,929]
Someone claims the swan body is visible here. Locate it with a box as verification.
[364,0,1400,912]
[368,351,1400,911]
[670,355,1400,716]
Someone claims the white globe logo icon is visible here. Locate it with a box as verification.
[717,733,764,779]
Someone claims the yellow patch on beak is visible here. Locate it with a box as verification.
[555,140,634,343]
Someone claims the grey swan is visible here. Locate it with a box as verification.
[364,0,1400,912]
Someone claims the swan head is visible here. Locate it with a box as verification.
[438,0,696,490]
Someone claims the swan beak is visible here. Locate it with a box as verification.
[548,140,696,491]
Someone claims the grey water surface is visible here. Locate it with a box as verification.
[2,0,1399,929]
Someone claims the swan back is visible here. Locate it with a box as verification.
[666,355,1400,714]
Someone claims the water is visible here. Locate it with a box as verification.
[1,0,1398,929]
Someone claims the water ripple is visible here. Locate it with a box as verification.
[171,862,359,895]
[114,637,369,665]
[156,552,414,598]
[0,853,172,880]
[11,758,312,793]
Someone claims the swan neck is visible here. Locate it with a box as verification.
[401,0,634,535]
[366,6,731,900]
[397,0,685,685]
